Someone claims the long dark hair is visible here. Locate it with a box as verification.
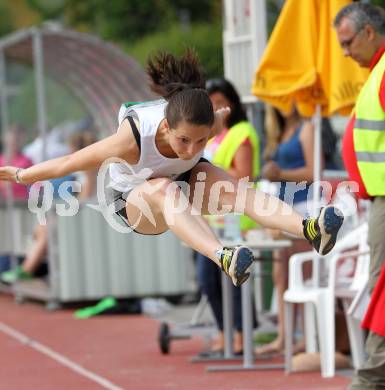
[206,78,247,128]
[146,49,214,128]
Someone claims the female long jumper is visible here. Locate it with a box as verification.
[0,50,344,287]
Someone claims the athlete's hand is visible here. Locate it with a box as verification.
[0,166,19,182]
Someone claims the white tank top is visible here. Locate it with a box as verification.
[109,99,203,192]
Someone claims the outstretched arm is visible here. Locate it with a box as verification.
[0,119,139,185]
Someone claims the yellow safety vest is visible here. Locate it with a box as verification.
[208,121,260,231]
[354,52,385,196]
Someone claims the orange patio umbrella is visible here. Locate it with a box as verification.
[252,0,370,294]
[252,0,368,117]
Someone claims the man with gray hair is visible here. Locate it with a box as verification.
[334,3,385,389]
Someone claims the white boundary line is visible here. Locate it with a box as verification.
[0,321,125,390]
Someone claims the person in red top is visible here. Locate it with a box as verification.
[334,4,385,389]
[0,126,33,199]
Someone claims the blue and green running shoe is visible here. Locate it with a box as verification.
[219,246,254,287]
[303,205,344,255]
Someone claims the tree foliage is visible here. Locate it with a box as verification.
[372,0,385,8]
[27,0,221,42]
[126,20,223,78]
[25,0,224,75]
[2,1,223,130]
[0,0,13,37]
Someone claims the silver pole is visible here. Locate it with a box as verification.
[241,270,254,367]
[312,104,322,208]
[32,29,48,160]
[32,29,59,305]
[0,50,18,279]
[222,273,234,358]
[312,105,322,287]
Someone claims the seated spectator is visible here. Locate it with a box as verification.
[255,105,314,356]
[256,107,339,356]
[1,131,98,283]
[0,125,33,199]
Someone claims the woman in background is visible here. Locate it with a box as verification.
[256,105,315,356]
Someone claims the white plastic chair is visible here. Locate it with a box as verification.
[284,223,369,378]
